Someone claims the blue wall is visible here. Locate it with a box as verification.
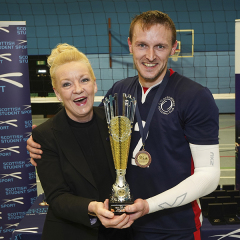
[0,0,238,110]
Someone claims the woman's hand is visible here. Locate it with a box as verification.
[88,199,133,229]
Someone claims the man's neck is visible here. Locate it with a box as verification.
[138,70,167,88]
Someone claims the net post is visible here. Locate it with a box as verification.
[108,18,112,68]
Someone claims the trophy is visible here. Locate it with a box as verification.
[103,93,136,214]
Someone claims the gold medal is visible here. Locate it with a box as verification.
[135,149,151,168]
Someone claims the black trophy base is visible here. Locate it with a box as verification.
[109,200,134,215]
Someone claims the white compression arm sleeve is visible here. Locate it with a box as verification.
[146,144,220,214]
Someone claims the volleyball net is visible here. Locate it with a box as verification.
[21,0,236,102]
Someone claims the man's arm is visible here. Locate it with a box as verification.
[27,135,42,166]
[26,125,42,166]
[125,144,220,221]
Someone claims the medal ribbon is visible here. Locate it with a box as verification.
[134,70,170,149]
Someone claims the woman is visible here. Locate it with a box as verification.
[32,43,132,240]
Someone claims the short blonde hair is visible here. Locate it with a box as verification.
[48,43,95,88]
[129,10,176,46]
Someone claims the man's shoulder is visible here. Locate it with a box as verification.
[170,71,207,93]
[171,71,197,85]
[112,75,138,89]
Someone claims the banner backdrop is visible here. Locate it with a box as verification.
[236,19,240,190]
[0,21,37,240]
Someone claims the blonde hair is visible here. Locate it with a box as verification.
[48,43,95,88]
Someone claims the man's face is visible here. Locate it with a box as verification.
[128,23,177,87]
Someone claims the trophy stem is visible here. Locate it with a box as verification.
[109,169,133,214]
[112,169,130,203]
[115,169,126,188]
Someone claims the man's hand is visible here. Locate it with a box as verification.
[26,125,42,167]
[124,199,149,222]
[88,199,133,229]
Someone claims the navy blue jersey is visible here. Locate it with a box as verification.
[101,70,219,234]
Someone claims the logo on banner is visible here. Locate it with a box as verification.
[5,223,19,235]
[0,21,36,240]
[0,53,12,62]
[13,227,39,234]
[0,53,27,65]
[0,119,18,130]
[0,27,9,33]
[3,161,26,169]
[1,196,23,209]
[25,158,33,168]
[25,132,32,141]
[0,225,2,240]
[0,172,22,184]
[7,211,26,221]
[16,26,26,35]
[29,183,37,189]
[21,105,31,115]
[22,105,30,111]
[25,120,32,128]
[0,107,31,117]
[27,207,48,215]
[0,146,20,157]
[0,108,21,116]
[5,186,28,196]
[0,42,15,50]
[2,197,24,205]
[17,40,26,44]
[19,55,28,63]
[0,72,23,88]
[1,134,23,144]
[30,196,38,205]
[28,172,36,181]
[6,223,19,229]
[1,172,22,179]
[16,40,27,50]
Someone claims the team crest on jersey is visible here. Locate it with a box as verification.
[158,96,175,115]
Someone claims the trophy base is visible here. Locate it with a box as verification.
[109,200,134,215]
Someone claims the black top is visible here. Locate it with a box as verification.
[66,111,113,202]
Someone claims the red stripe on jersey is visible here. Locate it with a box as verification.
[191,157,202,231]
[142,69,175,94]
[143,87,148,94]
[169,68,175,76]
[193,228,201,240]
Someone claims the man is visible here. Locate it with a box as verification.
[28,11,220,240]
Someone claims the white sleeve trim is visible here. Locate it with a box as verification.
[146,144,220,214]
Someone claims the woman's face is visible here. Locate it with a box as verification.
[54,61,97,123]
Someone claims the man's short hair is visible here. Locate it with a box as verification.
[129,10,176,46]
